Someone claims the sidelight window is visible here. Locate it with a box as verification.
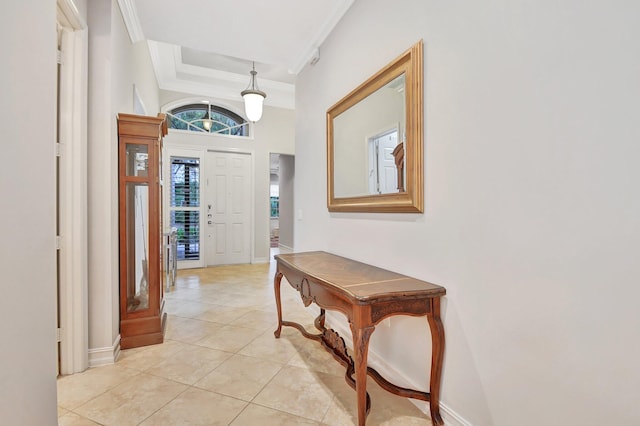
[169,157,200,261]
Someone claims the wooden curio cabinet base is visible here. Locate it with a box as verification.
[117,113,168,349]
[120,309,167,349]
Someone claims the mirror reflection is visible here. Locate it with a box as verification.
[327,40,423,213]
[333,75,406,198]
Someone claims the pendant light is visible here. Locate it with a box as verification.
[202,101,213,131]
[241,62,266,122]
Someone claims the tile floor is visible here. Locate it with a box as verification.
[57,251,432,425]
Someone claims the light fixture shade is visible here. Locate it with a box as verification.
[203,101,212,131]
[242,91,265,122]
[241,62,267,122]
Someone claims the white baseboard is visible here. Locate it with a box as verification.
[278,243,293,252]
[328,319,471,426]
[88,334,121,367]
[253,256,269,264]
[440,401,473,426]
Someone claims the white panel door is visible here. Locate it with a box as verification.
[368,128,399,194]
[205,151,251,266]
[377,130,399,194]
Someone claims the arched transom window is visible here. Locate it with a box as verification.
[167,103,248,136]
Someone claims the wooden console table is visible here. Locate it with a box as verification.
[273,251,446,425]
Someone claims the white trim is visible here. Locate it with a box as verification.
[440,402,474,426]
[161,97,255,138]
[289,0,355,74]
[327,318,472,426]
[57,0,89,376]
[149,41,295,110]
[278,243,294,252]
[57,0,86,29]
[161,97,247,127]
[88,335,121,367]
[116,0,144,43]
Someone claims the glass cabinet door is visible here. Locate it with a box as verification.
[125,143,149,177]
[125,182,149,312]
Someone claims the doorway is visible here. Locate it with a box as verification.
[269,153,295,253]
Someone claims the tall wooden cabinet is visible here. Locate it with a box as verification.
[117,113,168,349]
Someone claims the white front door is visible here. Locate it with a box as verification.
[368,128,399,194]
[377,130,399,193]
[206,151,252,266]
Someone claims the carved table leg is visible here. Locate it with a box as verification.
[273,271,284,338]
[315,308,326,331]
[350,323,374,426]
[426,298,445,425]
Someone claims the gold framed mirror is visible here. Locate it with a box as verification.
[327,40,423,213]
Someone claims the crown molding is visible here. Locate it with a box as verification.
[117,0,144,43]
[289,0,354,74]
[149,41,295,110]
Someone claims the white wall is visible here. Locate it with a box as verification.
[0,1,59,424]
[162,103,295,262]
[87,0,161,365]
[295,1,640,425]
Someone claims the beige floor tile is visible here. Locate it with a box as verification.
[195,324,264,352]
[366,382,431,425]
[58,256,431,426]
[57,364,137,409]
[194,303,248,324]
[164,299,210,318]
[165,287,205,301]
[207,293,268,310]
[252,365,337,421]
[58,411,102,426]
[238,328,301,364]
[287,338,347,377]
[139,387,247,426]
[229,309,280,331]
[231,403,320,425]
[148,344,233,385]
[116,339,187,371]
[164,316,222,344]
[320,377,430,425]
[73,373,187,426]
[194,353,284,401]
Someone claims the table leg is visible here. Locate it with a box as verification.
[350,323,374,426]
[273,271,284,338]
[426,298,445,425]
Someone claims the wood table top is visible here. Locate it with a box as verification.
[275,251,445,302]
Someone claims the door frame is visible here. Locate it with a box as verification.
[57,0,89,375]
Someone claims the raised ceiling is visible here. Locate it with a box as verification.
[119,0,355,109]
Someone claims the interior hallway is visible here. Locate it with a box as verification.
[56,251,431,425]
